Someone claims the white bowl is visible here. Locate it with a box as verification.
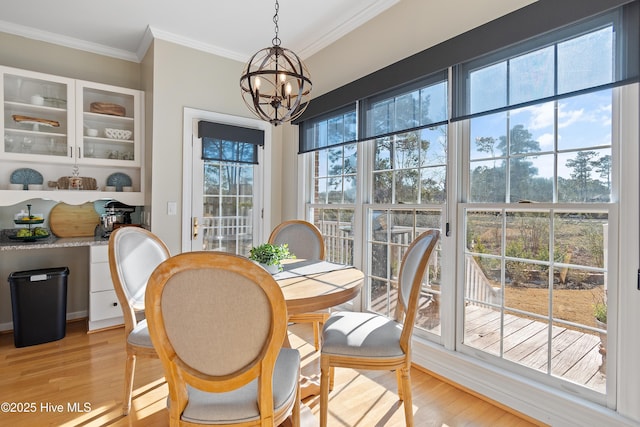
[27,184,43,190]
[122,186,133,192]
[104,128,132,140]
[104,186,116,192]
[8,183,23,190]
[86,128,99,137]
[30,95,44,105]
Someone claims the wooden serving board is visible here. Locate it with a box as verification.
[49,202,100,237]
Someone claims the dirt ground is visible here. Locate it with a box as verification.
[503,286,604,327]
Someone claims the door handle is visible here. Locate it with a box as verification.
[192,217,199,239]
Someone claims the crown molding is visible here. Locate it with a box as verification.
[0,19,139,63]
[143,26,248,63]
[297,0,400,59]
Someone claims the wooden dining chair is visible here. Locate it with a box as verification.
[269,219,328,350]
[108,226,171,415]
[145,251,301,427]
[319,229,440,427]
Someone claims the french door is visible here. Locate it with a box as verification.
[182,108,270,254]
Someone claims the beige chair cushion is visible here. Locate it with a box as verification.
[322,311,404,358]
[180,348,300,424]
[126,319,153,348]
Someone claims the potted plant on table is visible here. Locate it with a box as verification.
[249,243,295,274]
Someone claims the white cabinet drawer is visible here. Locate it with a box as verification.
[90,261,113,292]
[90,245,109,263]
[90,290,122,322]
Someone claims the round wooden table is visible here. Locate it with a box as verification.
[274,259,364,315]
[274,259,364,399]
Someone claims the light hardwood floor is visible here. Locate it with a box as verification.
[0,320,543,426]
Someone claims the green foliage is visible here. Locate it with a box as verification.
[249,243,294,266]
[593,301,607,323]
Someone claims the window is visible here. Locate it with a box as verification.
[299,2,638,408]
[460,24,617,395]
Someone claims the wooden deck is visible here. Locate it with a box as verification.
[370,289,606,394]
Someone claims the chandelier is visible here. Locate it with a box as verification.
[240,0,312,126]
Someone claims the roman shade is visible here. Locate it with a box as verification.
[198,121,264,164]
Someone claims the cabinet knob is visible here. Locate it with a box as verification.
[112,302,118,307]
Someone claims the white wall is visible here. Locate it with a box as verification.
[146,39,284,253]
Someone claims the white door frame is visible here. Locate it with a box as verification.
[181,107,272,253]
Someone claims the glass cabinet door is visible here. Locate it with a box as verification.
[2,70,73,162]
[77,82,140,167]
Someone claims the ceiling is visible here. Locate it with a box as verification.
[0,0,400,63]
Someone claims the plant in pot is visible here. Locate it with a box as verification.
[249,243,294,274]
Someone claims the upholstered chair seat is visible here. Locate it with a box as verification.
[319,229,440,427]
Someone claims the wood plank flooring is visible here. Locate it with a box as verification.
[0,320,543,426]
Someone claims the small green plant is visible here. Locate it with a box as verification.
[249,243,294,266]
[593,300,607,324]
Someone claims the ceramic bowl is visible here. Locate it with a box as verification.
[104,185,116,192]
[86,128,99,137]
[8,183,23,190]
[28,184,43,190]
[122,186,133,192]
[104,128,132,140]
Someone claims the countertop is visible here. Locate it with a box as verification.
[0,233,109,251]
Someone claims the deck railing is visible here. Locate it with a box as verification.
[465,254,502,307]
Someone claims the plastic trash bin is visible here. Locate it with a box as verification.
[8,267,69,348]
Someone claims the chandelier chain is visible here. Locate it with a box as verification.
[272,0,281,46]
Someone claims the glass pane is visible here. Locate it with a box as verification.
[327,116,344,146]
[557,90,612,151]
[557,149,611,202]
[370,99,393,135]
[203,163,220,195]
[395,133,420,169]
[395,170,418,204]
[327,146,343,176]
[420,81,447,124]
[509,46,554,105]
[558,27,614,94]
[373,171,392,203]
[314,178,327,203]
[470,159,506,202]
[504,262,549,316]
[509,102,553,155]
[421,166,446,203]
[466,211,503,255]
[344,175,356,203]
[505,212,550,262]
[470,61,507,114]
[327,177,343,203]
[316,149,328,177]
[554,213,607,269]
[370,278,391,316]
[470,112,508,160]
[344,143,357,174]
[420,126,447,166]
[374,137,392,170]
[395,91,419,131]
[509,154,554,202]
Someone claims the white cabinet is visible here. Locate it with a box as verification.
[88,245,123,331]
[1,68,75,163]
[0,66,144,206]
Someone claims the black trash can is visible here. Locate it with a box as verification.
[8,267,69,348]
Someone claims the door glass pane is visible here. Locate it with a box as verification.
[201,161,254,256]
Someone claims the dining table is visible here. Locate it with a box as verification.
[273,258,364,400]
[274,258,364,316]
